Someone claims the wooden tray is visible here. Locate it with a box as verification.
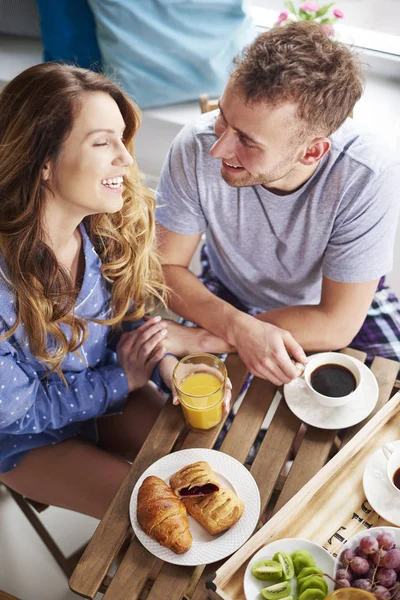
[207,391,400,600]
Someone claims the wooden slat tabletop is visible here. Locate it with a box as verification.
[69,350,399,600]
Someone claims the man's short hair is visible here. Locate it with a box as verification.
[232,21,365,137]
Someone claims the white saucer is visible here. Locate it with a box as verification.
[283,355,379,430]
[363,440,400,526]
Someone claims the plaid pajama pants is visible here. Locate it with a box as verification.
[180,245,400,463]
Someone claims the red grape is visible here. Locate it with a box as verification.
[376,568,397,587]
[335,579,351,589]
[371,550,387,566]
[391,588,400,600]
[376,532,395,551]
[382,549,400,569]
[360,536,379,555]
[352,579,372,590]
[340,549,356,566]
[351,557,370,575]
[373,585,391,600]
[355,548,369,560]
[336,569,352,581]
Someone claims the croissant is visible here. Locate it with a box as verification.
[182,487,245,535]
[170,461,220,498]
[137,476,192,554]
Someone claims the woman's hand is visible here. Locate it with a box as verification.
[116,317,168,392]
[145,317,234,357]
[158,353,179,390]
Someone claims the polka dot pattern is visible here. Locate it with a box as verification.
[0,223,130,472]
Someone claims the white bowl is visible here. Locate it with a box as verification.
[334,526,400,577]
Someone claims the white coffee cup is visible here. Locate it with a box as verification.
[382,442,400,495]
[303,352,362,408]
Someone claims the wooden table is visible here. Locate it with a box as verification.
[69,350,399,600]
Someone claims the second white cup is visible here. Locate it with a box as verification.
[382,442,400,495]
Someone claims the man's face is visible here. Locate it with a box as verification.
[210,80,308,189]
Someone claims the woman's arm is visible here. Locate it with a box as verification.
[0,349,129,435]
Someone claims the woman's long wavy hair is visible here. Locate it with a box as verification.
[0,63,166,377]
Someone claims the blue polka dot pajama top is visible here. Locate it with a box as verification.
[0,224,166,472]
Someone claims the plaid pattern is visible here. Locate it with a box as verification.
[349,282,400,364]
[180,244,400,463]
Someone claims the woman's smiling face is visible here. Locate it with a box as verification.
[43,91,134,219]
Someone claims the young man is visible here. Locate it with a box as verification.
[156,21,400,385]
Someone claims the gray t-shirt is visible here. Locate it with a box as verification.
[156,111,400,312]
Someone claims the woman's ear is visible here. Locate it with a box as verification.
[42,162,51,181]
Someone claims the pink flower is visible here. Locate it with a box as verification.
[333,8,344,18]
[321,23,335,36]
[300,1,320,12]
[275,10,289,24]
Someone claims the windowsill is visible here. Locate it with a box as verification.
[251,6,400,79]
[142,100,200,126]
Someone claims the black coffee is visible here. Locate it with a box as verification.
[393,468,400,490]
[310,364,357,397]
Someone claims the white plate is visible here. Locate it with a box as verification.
[244,538,335,600]
[283,356,379,430]
[130,448,260,566]
[363,441,400,526]
[334,526,400,574]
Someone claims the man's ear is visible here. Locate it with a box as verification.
[299,138,331,166]
[42,162,51,181]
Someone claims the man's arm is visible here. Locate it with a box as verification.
[158,224,307,384]
[255,276,379,350]
[158,224,253,343]
[158,225,378,383]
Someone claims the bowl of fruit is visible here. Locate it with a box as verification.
[334,526,400,600]
[244,538,335,600]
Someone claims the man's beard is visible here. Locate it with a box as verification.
[220,150,298,189]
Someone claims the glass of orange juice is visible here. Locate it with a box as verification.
[172,353,227,432]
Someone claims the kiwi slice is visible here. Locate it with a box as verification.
[260,581,291,600]
[252,560,283,581]
[298,589,326,600]
[298,575,328,596]
[262,595,293,600]
[297,567,324,581]
[272,552,295,580]
[291,550,316,575]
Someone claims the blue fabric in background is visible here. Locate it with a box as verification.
[88,0,256,109]
[35,0,102,70]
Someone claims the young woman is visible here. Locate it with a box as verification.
[0,63,190,519]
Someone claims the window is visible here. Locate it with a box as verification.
[251,0,400,78]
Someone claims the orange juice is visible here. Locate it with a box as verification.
[179,372,224,430]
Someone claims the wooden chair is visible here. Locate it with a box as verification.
[5,486,86,578]
[199,93,218,114]
[0,591,21,600]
